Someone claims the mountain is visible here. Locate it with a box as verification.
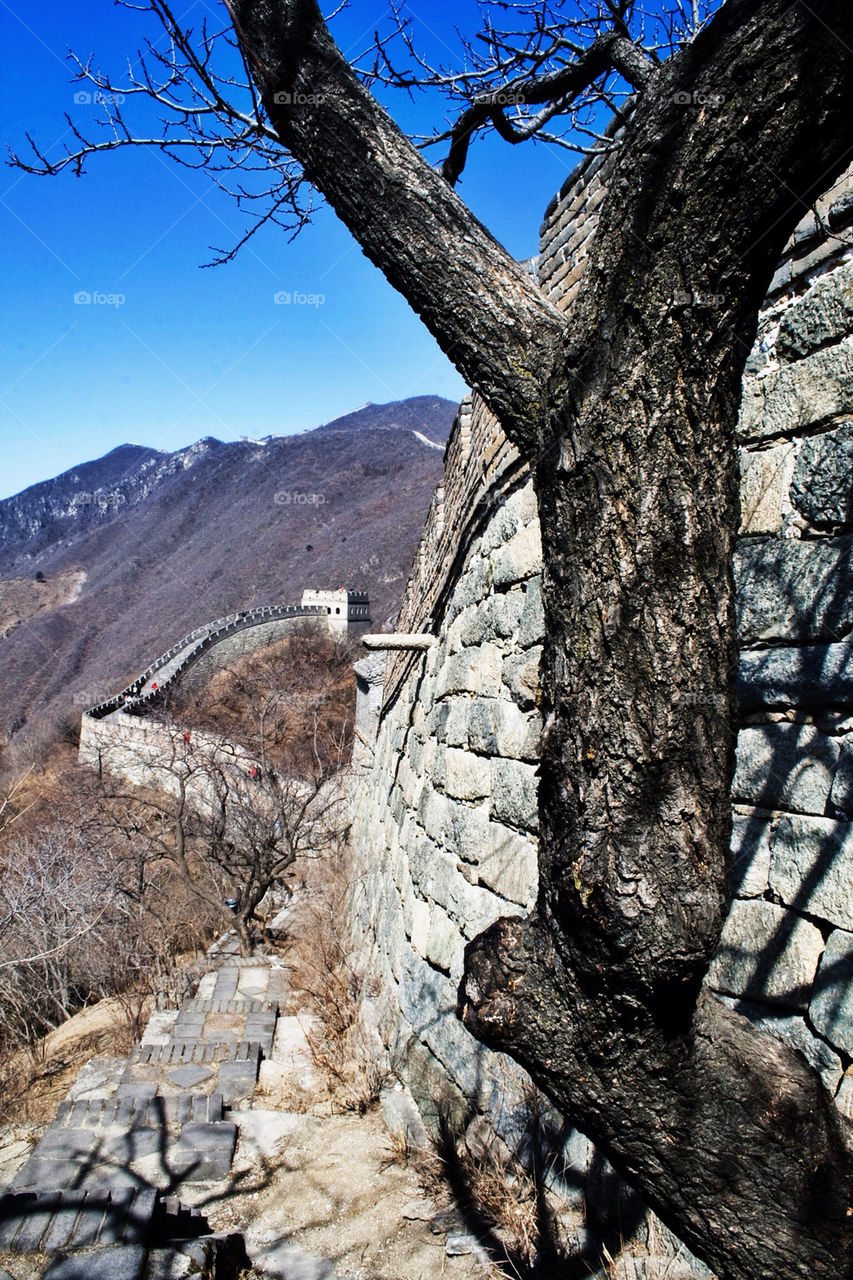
[0,396,457,739]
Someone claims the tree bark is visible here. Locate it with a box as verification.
[228,0,853,1275]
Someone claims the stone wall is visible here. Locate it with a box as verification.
[79,711,255,803]
[349,140,853,1238]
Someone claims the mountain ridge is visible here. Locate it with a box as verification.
[0,395,457,739]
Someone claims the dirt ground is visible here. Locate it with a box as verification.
[0,971,496,1280]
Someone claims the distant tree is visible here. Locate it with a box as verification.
[33,572,45,583]
[13,1,853,1273]
[88,632,353,955]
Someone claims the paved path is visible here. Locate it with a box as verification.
[0,940,288,1279]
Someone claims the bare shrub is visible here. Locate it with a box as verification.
[285,846,390,1113]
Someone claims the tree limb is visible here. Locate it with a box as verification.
[226,0,566,452]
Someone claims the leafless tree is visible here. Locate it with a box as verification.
[87,709,350,956]
[0,829,122,1044]
[12,0,853,1273]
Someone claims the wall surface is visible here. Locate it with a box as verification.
[349,145,853,1252]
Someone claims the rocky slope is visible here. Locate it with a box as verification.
[0,396,455,738]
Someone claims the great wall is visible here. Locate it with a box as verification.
[3,146,853,1277]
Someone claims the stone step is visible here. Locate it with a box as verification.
[43,1244,149,1280]
[0,1186,156,1253]
[131,1040,263,1067]
[54,1092,224,1130]
[181,997,279,1015]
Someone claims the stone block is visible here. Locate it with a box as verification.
[436,645,502,699]
[451,604,489,649]
[173,1122,237,1181]
[730,809,772,898]
[738,342,853,442]
[518,576,545,647]
[738,443,796,534]
[734,535,853,643]
[835,1071,853,1118]
[811,929,853,1052]
[442,748,491,800]
[791,422,853,528]
[409,897,430,956]
[426,905,465,976]
[502,648,542,709]
[721,997,842,1092]
[419,790,455,848]
[732,723,840,813]
[490,759,540,831]
[477,825,539,906]
[706,899,824,1008]
[467,697,541,762]
[487,590,526,639]
[441,698,471,748]
[449,801,492,863]
[769,813,853,930]
[776,259,853,361]
[447,557,490,616]
[737,640,853,711]
[491,522,542,588]
[831,738,853,813]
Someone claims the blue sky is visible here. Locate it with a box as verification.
[0,0,612,499]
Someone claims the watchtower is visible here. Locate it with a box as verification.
[300,588,370,635]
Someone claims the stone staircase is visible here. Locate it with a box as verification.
[0,942,289,1278]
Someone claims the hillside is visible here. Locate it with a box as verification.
[0,395,456,739]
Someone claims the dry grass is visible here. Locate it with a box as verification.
[283,848,391,1114]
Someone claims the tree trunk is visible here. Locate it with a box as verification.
[228,0,853,1274]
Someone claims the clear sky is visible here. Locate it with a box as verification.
[0,0,612,499]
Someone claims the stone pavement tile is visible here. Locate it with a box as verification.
[215,1063,257,1106]
[43,1244,148,1280]
[171,1017,205,1038]
[98,1189,157,1245]
[115,1082,160,1101]
[12,1157,97,1193]
[195,973,216,1000]
[165,1065,214,1090]
[171,1123,237,1182]
[34,1129,102,1163]
[201,1013,246,1038]
[43,1196,89,1252]
[140,1012,178,1047]
[66,1057,126,1103]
